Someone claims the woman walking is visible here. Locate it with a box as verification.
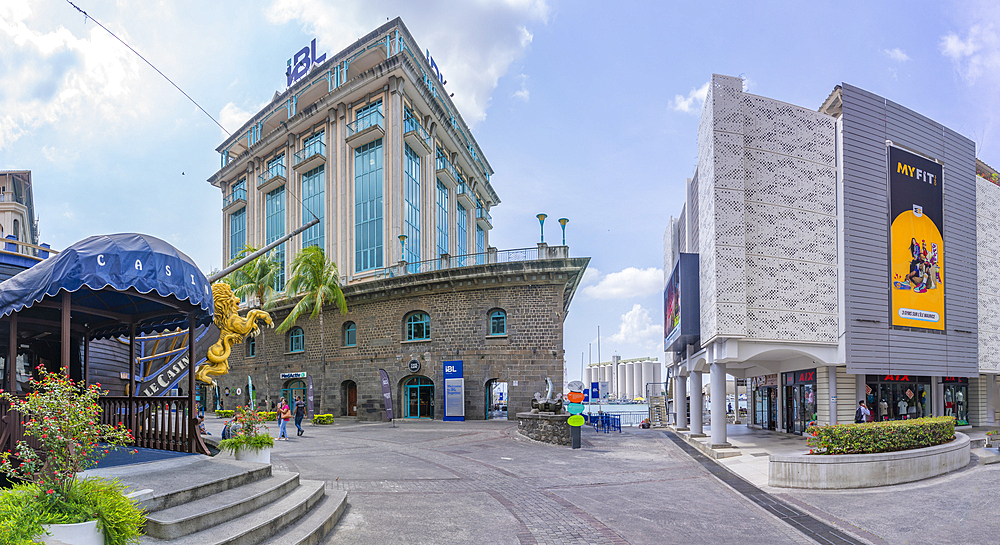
[277,399,292,440]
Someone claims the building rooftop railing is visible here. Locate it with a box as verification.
[0,193,26,205]
[373,245,569,280]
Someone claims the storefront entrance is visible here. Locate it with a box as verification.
[865,375,930,421]
[342,380,358,416]
[783,369,816,435]
[942,377,968,425]
[281,379,306,409]
[404,376,434,418]
[751,374,778,431]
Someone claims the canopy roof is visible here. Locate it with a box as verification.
[0,233,214,339]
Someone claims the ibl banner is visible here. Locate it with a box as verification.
[889,145,944,330]
[443,360,465,421]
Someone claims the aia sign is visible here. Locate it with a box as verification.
[286,39,326,87]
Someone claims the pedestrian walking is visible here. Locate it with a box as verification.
[277,399,292,440]
[855,400,870,423]
[294,395,306,436]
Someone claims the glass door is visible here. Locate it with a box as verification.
[406,385,420,418]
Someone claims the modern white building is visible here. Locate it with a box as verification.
[665,75,996,446]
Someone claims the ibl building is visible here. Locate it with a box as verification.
[207,19,588,420]
[664,74,999,445]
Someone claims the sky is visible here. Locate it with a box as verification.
[3,0,1000,384]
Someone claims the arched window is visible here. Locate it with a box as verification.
[11,219,18,241]
[490,309,507,336]
[343,322,357,347]
[406,312,430,341]
[246,336,256,357]
[288,326,304,353]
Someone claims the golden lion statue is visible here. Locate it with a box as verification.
[195,283,273,385]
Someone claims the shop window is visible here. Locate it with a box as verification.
[489,309,506,336]
[406,312,430,341]
[343,322,356,347]
[288,327,304,353]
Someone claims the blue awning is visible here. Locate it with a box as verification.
[0,233,214,339]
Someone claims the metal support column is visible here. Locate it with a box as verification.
[188,314,197,453]
[7,315,16,393]
[828,365,838,425]
[128,323,136,442]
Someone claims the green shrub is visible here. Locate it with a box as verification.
[807,416,955,455]
[219,407,275,455]
[312,414,334,425]
[215,410,235,418]
[0,477,145,545]
[256,411,278,421]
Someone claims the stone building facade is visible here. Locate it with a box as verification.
[216,250,588,421]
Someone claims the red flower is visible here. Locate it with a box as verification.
[46,489,54,494]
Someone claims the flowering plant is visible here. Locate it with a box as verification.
[219,406,274,454]
[0,366,133,496]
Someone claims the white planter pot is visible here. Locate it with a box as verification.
[41,520,104,545]
[234,446,271,464]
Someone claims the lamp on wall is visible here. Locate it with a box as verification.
[398,234,407,261]
[536,213,547,244]
[558,218,569,245]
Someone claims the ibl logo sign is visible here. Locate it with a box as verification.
[287,39,326,87]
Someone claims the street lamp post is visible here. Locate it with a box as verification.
[536,213,547,244]
[559,218,569,245]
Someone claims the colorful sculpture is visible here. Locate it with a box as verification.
[195,283,272,385]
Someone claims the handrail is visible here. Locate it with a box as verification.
[373,246,550,279]
[347,111,384,136]
[223,188,247,207]
[294,139,326,165]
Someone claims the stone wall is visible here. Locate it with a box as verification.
[517,412,571,446]
[214,258,589,421]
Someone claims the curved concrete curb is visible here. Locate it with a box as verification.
[769,432,970,489]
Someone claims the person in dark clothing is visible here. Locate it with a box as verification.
[294,396,306,436]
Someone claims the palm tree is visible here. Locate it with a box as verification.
[227,245,281,407]
[276,246,347,366]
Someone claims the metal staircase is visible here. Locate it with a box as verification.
[648,395,668,428]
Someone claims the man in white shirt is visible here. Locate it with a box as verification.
[855,400,871,423]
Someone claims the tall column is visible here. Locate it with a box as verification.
[710,362,728,446]
[634,362,644,399]
[617,364,626,401]
[828,365,838,425]
[61,291,71,376]
[7,315,16,394]
[642,361,654,399]
[676,374,688,430]
[690,371,703,435]
[188,314,198,453]
[625,362,635,400]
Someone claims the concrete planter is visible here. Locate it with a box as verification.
[769,432,970,489]
[41,520,104,545]
[234,446,271,464]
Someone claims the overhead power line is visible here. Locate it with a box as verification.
[66,0,231,136]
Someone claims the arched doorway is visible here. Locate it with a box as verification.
[403,376,434,418]
[485,379,508,420]
[341,380,358,416]
[281,379,306,409]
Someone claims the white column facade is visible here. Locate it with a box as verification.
[642,361,654,399]
[676,374,688,429]
[690,371,703,435]
[634,363,645,399]
[710,362,728,445]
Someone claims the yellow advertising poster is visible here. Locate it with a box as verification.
[888,146,944,330]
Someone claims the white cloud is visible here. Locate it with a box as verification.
[607,304,661,351]
[581,267,663,300]
[0,1,143,150]
[265,0,550,126]
[580,266,601,287]
[883,47,910,62]
[669,81,709,114]
[512,74,530,101]
[941,25,1000,83]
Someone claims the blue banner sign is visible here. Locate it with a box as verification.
[591,381,600,400]
[443,360,464,421]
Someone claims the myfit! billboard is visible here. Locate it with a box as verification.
[888,145,944,330]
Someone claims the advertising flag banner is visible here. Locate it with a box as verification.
[307,375,315,419]
[888,146,944,330]
[378,369,394,421]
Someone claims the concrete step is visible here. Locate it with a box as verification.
[140,479,326,545]
[262,489,348,545]
[145,472,300,539]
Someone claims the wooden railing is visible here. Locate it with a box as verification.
[0,400,42,453]
[98,396,203,453]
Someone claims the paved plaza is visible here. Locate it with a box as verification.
[198,417,1000,544]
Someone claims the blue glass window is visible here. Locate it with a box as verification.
[288,327,304,353]
[490,310,506,336]
[247,336,256,357]
[404,144,421,271]
[229,207,246,262]
[406,312,430,341]
[456,202,468,266]
[476,224,485,265]
[355,139,383,272]
[303,131,324,154]
[344,322,356,347]
[301,165,325,249]
[355,100,383,131]
[265,186,286,289]
[436,181,449,261]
